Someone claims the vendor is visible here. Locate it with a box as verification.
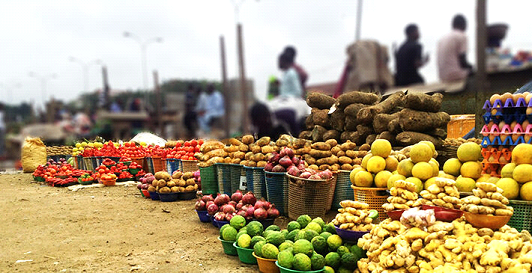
[437,14,473,82]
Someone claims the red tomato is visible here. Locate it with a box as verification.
[190,140,198,147]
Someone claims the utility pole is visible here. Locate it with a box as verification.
[475,0,487,137]
[102,65,110,110]
[237,24,249,134]
[355,0,363,41]
[153,70,163,138]
[220,36,230,138]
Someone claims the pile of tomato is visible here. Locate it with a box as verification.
[146,145,167,158]
[120,142,148,158]
[33,159,91,187]
[166,139,203,160]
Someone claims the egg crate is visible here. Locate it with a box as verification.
[481,162,505,178]
[482,97,531,111]
[480,124,532,148]
[482,111,531,124]
[481,147,512,165]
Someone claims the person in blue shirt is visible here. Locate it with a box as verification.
[278,52,303,98]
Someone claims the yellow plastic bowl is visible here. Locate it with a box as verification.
[464,212,511,230]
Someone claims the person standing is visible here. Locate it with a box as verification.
[183,84,198,138]
[395,24,429,86]
[437,14,473,82]
[283,46,308,98]
[196,84,224,134]
[278,52,303,98]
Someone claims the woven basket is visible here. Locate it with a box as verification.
[181,160,199,173]
[215,163,232,195]
[83,157,93,171]
[287,174,333,219]
[332,171,355,209]
[230,164,245,192]
[264,171,289,216]
[351,185,388,222]
[326,173,338,212]
[199,165,218,195]
[165,159,181,174]
[507,200,532,232]
[244,166,266,200]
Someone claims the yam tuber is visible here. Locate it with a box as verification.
[344,103,367,117]
[356,124,374,139]
[377,131,396,146]
[311,108,330,127]
[311,125,327,142]
[366,134,377,145]
[337,91,379,108]
[299,130,312,140]
[306,92,336,109]
[345,116,359,131]
[396,131,444,148]
[373,112,401,134]
[387,118,402,133]
[403,92,443,112]
[323,130,340,141]
[357,91,405,124]
[330,110,345,131]
[305,114,314,129]
[398,108,450,132]
[340,131,354,143]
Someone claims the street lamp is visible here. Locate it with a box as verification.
[28,72,57,107]
[123,31,163,92]
[68,57,102,92]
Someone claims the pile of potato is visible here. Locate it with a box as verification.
[151,171,197,193]
[241,136,280,167]
[413,178,461,210]
[461,182,513,216]
[302,139,364,171]
[47,146,73,156]
[443,137,482,147]
[331,200,374,232]
[196,140,226,167]
[382,180,419,212]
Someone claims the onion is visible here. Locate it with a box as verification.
[206,201,214,208]
[318,170,333,180]
[201,194,214,203]
[267,204,280,218]
[137,183,142,189]
[292,156,300,166]
[245,206,255,217]
[287,165,301,177]
[284,148,295,158]
[264,163,274,172]
[268,153,280,164]
[195,200,206,211]
[225,213,234,221]
[279,156,293,168]
[242,192,257,205]
[237,210,246,217]
[222,204,235,214]
[231,190,243,202]
[254,207,268,220]
[271,164,286,172]
[309,174,322,180]
[228,201,237,208]
[214,212,225,221]
[214,194,230,206]
[254,199,270,210]
[207,203,219,215]
[236,201,244,210]
[300,172,312,179]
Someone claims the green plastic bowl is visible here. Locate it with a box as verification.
[275,261,324,273]
[233,242,257,264]
[218,237,237,256]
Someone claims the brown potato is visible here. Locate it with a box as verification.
[256,136,271,146]
[238,144,249,152]
[325,139,338,147]
[261,145,274,154]
[316,158,328,165]
[245,152,253,160]
[308,164,319,170]
[340,140,357,151]
[295,147,311,155]
[233,151,246,159]
[242,135,254,145]
[251,144,261,154]
[339,156,353,165]
[331,146,342,155]
[327,155,339,165]
[346,150,358,158]
[337,150,346,157]
[319,164,331,171]
[253,153,265,162]
[248,161,257,167]
[341,164,354,170]
[331,164,340,171]
[256,161,267,167]
[231,158,241,164]
[311,142,331,151]
[229,138,243,146]
[309,149,332,158]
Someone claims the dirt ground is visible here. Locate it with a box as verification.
[0,173,270,273]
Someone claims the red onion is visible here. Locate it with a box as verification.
[222,204,236,214]
[254,199,271,210]
[206,201,214,209]
[137,184,143,189]
[195,200,206,211]
[242,192,256,205]
[225,213,234,221]
[201,194,214,203]
[318,170,333,180]
[231,190,243,202]
[297,161,306,170]
[228,201,237,208]
[284,148,295,158]
[245,206,255,218]
[264,163,274,172]
[214,212,225,221]
[207,203,219,215]
[236,201,244,210]
[309,174,322,180]
[300,172,312,179]
[287,165,301,177]
[271,164,286,172]
[254,207,268,220]
[268,153,280,164]
[237,210,246,217]
[279,156,293,168]
[292,156,300,165]
[267,204,280,218]
[214,194,230,206]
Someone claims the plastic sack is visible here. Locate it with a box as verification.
[21,137,47,173]
[400,207,436,229]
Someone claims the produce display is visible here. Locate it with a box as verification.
[147,171,198,194]
[443,137,482,146]
[165,139,202,160]
[265,147,304,173]
[382,180,419,212]
[413,178,461,210]
[462,182,513,216]
[32,158,88,186]
[46,145,73,156]
[331,200,375,232]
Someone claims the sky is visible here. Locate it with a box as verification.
[0,0,531,109]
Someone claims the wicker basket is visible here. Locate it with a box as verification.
[181,160,199,173]
[326,173,338,212]
[199,165,218,195]
[244,166,266,200]
[215,163,232,195]
[264,171,289,216]
[351,185,388,222]
[332,170,354,210]
[230,164,245,192]
[287,174,333,219]
[165,159,180,174]
[507,200,532,232]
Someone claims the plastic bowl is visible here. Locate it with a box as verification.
[233,242,257,264]
[257,218,275,228]
[178,191,196,200]
[334,225,369,243]
[422,205,463,222]
[387,210,405,220]
[159,192,179,202]
[196,210,211,223]
[141,189,150,198]
[102,179,116,186]
[253,252,279,273]
[218,237,237,256]
[464,212,511,230]
[275,261,324,273]
[213,218,230,229]
[149,191,160,201]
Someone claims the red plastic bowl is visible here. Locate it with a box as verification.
[422,205,463,222]
[387,210,405,220]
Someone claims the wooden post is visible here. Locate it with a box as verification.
[220,36,230,138]
[355,0,363,41]
[237,23,249,134]
[153,70,163,138]
[475,0,488,137]
[102,66,110,110]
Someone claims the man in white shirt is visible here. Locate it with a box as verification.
[437,14,473,82]
[196,84,224,134]
[279,53,303,98]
